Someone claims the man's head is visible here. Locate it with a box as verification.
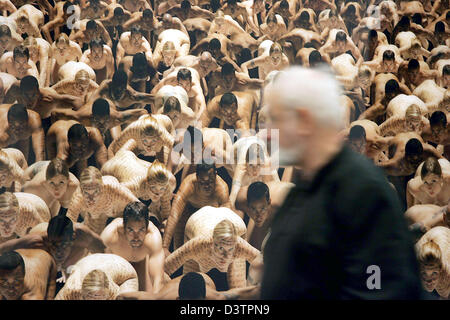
[407,59,420,82]
[420,157,443,198]
[429,111,447,138]
[74,70,90,95]
[220,63,236,90]
[146,160,169,199]
[47,213,74,265]
[85,20,98,37]
[405,138,423,166]
[111,70,128,98]
[348,125,366,154]
[184,125,203,163]
[265,66,345,166]
[178,272,206,300]
[0,24,12,50]
[199,51,215,75]
[176,68,192,93]
[123,202,149,248]
[266,13,277,30]
[130,26,143,47]
[13,45,29,73]
[0,191,19,238]
[411,13,422,26]
[79,167,103,208]
[89,39,103,62]
[0,251,25,300]
[113,7,124,20]
[435,21,445,34]
[384,79,400,101]
[162,41,176,66]
[269,42,282,65]
[19,75,39,102]
[208,38,221,58]
[382,50,395,70]
[247,182,271,227]
[368,29,378,46]
[212,219,237,271]
[442,64,450,88]
[162,13,173,29]
[416,239,442,292]
[357,66,372,91]
[23,36,38,61]
[67,124,89,159]
[81,269,112,300]
[308,50,323,68]
[45,158,70,200]
[296,10,310,28]
[181,0,191,13]
[196,162,216,196]
[279,0,290,16]
[142,8,153,22]
[219,92,238,125]
[7,104,28,138]
[405,104,422,133]
[91,98,110,134]
[163,96,181,126]
[335,31,347,52]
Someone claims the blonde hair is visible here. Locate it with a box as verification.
[405,104,421,118]
[81,269,118,299]
[417,240,442,268]
[55,34,70,46]
[213,219,237,241]
[163,41,176,52]
[0,191,19,211]
[75,70,90,84]
[0,150,11,172]
[147,160,169,184]
[80,166,103,185]
[141,116,174,147]
[269,42,282,55]
[46,158,69,180]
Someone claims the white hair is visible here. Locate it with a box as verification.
[267,66,346,130]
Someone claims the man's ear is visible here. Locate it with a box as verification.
[295,108,314,137]
[267,197,272,206]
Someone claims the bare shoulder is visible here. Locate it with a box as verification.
[101,218,122,244]
[144,222,162,249]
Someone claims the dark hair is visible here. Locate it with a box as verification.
[279,0,289,9]
[20,75,39,92]
[368,29,378,39]
[13,45,29,60]
[299,10,309,21]
[408,59,420,70]
[7,104,28,122]
[435,21,445,33]
[411,13,422,25]
[184,125,203,147]
[63,1,73,13]
[0,251,25,273]
[177,68,192,81]
[47,213,73,241]
[123,201,149,227]
[163,96,181,113]
[398,16,410,27]
[196,161,216,176]
[304,42,315,49]
[309,50,322,67]
[420,157,442,180]
[385,79,399,94]
[228,0,237,5]
[247,181,270,203]
[67,123,88,141]
[430,111,447,127]
[0,24,11,38]
[142,8,153,18]
[130,26,142,36]
[221,63,235,76]
[112,70,128,86]
[220,92,237,107]
[349,125,366,140]
[86,20,97,30]
[335,31,347,42]
[382,50,395,61]
[92,98,110,116]
[178,272,206,300]
[347,3,355,14]
[181,0,191,10]
[405,138,423,156]
[113,7,124,16]
[209,38,221,50]
[210,0,220,12]
[443,64,450,76]
[46,158,69,180]
[89,39,103,50]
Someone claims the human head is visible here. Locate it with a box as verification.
[55,34,70,55]
[219,92,238,125]
[0,25,12,50]
[45,158,70,200]
[123,202,149,248]
[265,66,345,166]
[335,31,347,52]
[163,96,181,126]
[384,79,399,101]
[7,104,28,138]
[111,70,128,98]
[162,41,176,66]
[130,26,143,47]
[13,45,29,73]
[181,0,191,12]
[279,0,289,16]
[297,10,310,28]
[91,98,110,134]
[212,219,237,271]
[357,66,372,91]
[245,143,265,176]
[308,50,323,68]
[19,75,39,101]
[247,182,271,227]
[184,125,203,163]
[176,68,192,93]
[162,13,173,29]
[199,51,215,76]
[0,251,25,300]
[47,212,74,265]
[0,151,13,187]
[442,64,450,88]
[145,160,170,199]
[420,157,443,197]
[81,269,116,300]
[416,239,442,292]
[85,20,98,37]
[407,59,420,82]
[429,111,447,138]
[0,191,19,238]
[89,39,103,61]
[411,13,422,25]
[142,8,153,22]
[405,104,422,133]
[368,29,378,46]
[63,1,73,18]
[405,138,423,166]
[220,63,236,90]
[210,0,220,12]
[79,166,103,208]
[23,36,38,61]
[348,125,366,154]
[178,272,206,300]
[266,13,277,30]
[67,124,89,159]
[382,50,395,70]
[196,162,216,196]
[208,38,221,58]
[269,42,282,65]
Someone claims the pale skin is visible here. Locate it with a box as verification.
[0,105,44,162]
[395,32,431,62]
[21,162,80,217]
[162,170,231,252]
[10,4,44,38]
[241,48,289,81]
[24,38,51,87]
[413,80,448,114]
[66,176,140,235]
[51,78,99,106]
[0,52,39,83]
[152,29,191,69]
[49,40,83,85]
[0,148,27,192]
[80,45,115,85]
[69,21,112,49]
[398,62,438,92]
[319,29,362,64]
[101,218,165,293]
[116,32,152,67]
[46,120,108,171]
[0,249,57,300]
[405,203,450,233]
[164,207,260,289]
[41,2,81,43]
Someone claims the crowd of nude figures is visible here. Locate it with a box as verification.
[0,0,449,300]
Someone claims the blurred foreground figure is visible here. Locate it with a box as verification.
[261,66,424,299]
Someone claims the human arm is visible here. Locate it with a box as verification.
[358,102,385,121]
[146,229,165,293]
[0,234,45,254]
[241,56,266,75]
[164,238,203,275]
[74,222,106,253]
[29,112,45,162]
[90,128,108,167]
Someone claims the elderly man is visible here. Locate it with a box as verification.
[261,66,423,299]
